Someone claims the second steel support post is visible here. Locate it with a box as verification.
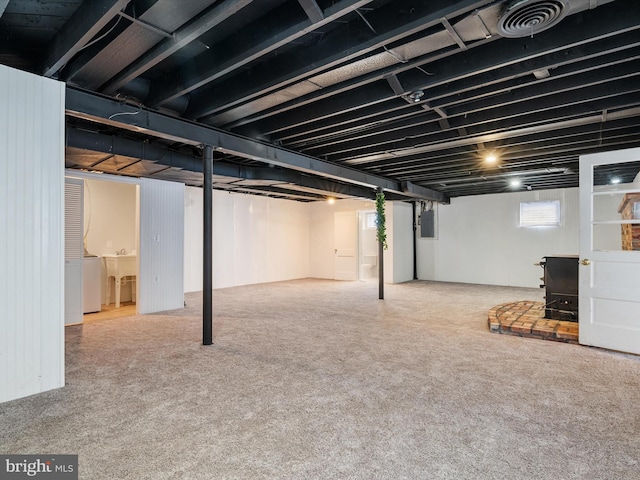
[378,188,384,300]
[203,145,213,345]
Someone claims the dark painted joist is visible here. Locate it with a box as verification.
[281,102,431,147]
[419,31,640,107]
[328,91,640,163]
[64,89,448,203]
[279,47,640,149]
[302,77,640,158]
[232,2,640,138]
[147,0,375,108]
[224,41,468,133]
[430,44,640,111]
[342,106,640,166]
[42,0,130,78]
[370,122,640,176]
[297,0,324,23]
[101,0,255,95]
[388,134,640,182]
[444,60,640,118]
[186,0,492,120]
[397,4,640,99]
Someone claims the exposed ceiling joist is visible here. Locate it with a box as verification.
[4,0,638,199]
[101,0,254,95]
[147,0,375,108]
[297,0,324,23]
[237,7,640,140]
[42,0,130,78]
[187,0,493,120]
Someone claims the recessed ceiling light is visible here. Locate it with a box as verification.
[611,177,621,184]
[510,179,522,187]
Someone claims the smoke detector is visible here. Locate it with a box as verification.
[497,0,570,38]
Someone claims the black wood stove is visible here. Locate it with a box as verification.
[537,255,579,322]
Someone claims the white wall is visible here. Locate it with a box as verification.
[184,188,310,291]
[84,179,137,257]
[0,66,65,403]
[139,178,185,313]
[391,201,414,283]
[417,188,579,287]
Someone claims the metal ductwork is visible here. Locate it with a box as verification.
[497,0,570,38]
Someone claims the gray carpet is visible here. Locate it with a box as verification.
[1,279,639,479]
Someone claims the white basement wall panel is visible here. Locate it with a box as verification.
[183,188,310,291]
[0,65,65,403]
[138,178,185,313]
[417,188,579,288]
[392,201,414,283]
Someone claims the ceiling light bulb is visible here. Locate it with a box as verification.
[510,179,521,187]
[327,197,335,204]
[486,153,497,163]
[611,177,621,184]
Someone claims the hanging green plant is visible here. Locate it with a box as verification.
[375,191,388,250]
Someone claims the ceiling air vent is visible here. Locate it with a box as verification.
[497,0,570,38]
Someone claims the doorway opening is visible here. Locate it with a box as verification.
[65,173,140,324]
[358,210,378,281]
[83,177,139,322]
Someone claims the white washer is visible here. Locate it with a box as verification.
[83,255,102,314]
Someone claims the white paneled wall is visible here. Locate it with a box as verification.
[417,188,579,287]
[392,201,414,283]
[139,178,185,313]
[184,188,310,291]
[0,66,65,402]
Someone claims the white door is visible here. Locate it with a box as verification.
[334,211,358,281]
[64,177,84,325]
[579,147,640,354]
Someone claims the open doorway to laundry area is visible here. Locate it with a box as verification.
[83,177,139,322]
[65,173,140,324]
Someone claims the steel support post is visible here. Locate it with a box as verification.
[378,188,384,300]
[203,145,214,345]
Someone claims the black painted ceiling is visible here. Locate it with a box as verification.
[1,0,639,201]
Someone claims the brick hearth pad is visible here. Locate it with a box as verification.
[488,301,579,343]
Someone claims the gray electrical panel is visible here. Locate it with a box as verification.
[420,210,435,238]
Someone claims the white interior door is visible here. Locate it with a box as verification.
[334,211,358,281]
[64,177,84,325]
[579,147,640,354]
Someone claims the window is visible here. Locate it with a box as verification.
[519,200,561,227]
[365,212,377,229]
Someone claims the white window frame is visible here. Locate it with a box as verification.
[365,211,377,229]
[519,200,561,227]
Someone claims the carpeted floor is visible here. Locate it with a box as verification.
[1,279,639,479]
